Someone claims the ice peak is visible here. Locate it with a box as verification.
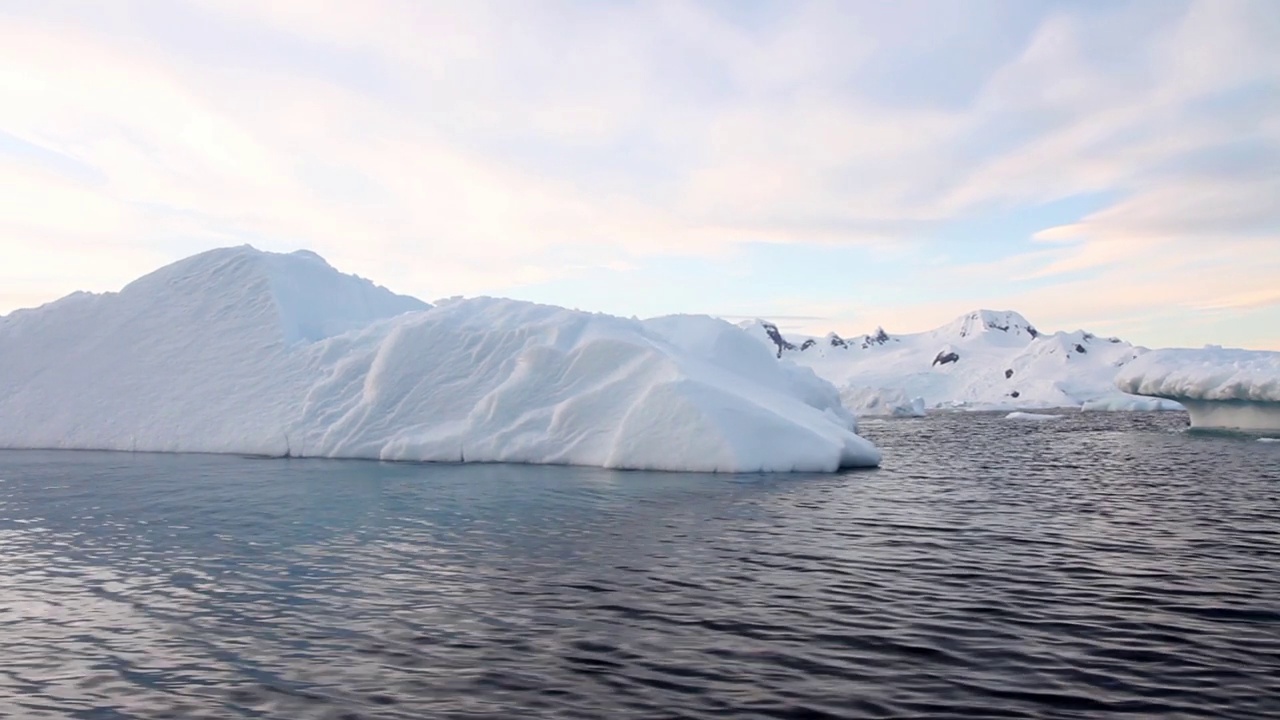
[288,248,332,266]
[123,245,427,344]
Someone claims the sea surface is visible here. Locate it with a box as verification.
[2,411,1279,719]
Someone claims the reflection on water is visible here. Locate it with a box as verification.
[2,411,1279,719]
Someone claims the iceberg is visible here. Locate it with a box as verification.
[0,246,880,473]
[1114,347,1280,432]
[839,385,927,417]
[1005,412,1063,421]
[1080,395,1183,412]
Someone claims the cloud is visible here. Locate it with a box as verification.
[784,239,1280,349]
[1,0,1277,350]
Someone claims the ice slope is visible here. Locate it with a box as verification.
[1115,347,1280,431]
[0,246,427,454]
[742,310,1181,413]
[0,247,879,472]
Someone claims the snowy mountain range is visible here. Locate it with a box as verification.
[740,310,1183,414]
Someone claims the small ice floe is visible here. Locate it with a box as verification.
[1004,412,1063,421]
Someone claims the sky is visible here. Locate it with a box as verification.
[2,0,1279,349]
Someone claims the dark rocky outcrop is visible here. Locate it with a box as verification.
[932,351,960,366]
[761,321,795,359]
[800,339,817,351]
[828,333,847,348]
[1075,343,1087,354]
[1005,368,1014,379]
[861,327,891,349]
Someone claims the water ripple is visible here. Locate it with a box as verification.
[2,411,1280,718]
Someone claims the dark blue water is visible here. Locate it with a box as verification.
[2,412,1279,719]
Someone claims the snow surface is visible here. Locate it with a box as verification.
[0,246,880,473]
[1115,347,1280,402]
[1114,347,1280,431]
[1004,412,1063,421]
[741,310,1173,413]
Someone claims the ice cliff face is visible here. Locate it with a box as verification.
[0,247,880,472]
[741,310,1181,414]
[1115,347,1280,431]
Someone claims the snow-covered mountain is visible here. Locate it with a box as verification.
[740,309,1182,414]
[0,246,879,472]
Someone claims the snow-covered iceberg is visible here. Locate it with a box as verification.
[0,246,880,472]
[839,386,926,417]
[1114,347,1280,432]
[1005,412,1063,421]
[1080,396,1183,412]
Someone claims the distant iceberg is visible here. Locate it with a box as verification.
[1115,347,1280,431]
[1005,412,1063,421]
[0,247,880,473]
[1080,395,1184,412]
[839,385,926,417]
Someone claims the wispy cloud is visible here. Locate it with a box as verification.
[1,0,1277,348]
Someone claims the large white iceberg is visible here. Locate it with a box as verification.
[0,246,880,472]
[1115,347,1280,431]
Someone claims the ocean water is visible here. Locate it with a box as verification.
[2,411,1278,719]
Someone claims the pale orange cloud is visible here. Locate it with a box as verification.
[1,0,1277,354]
